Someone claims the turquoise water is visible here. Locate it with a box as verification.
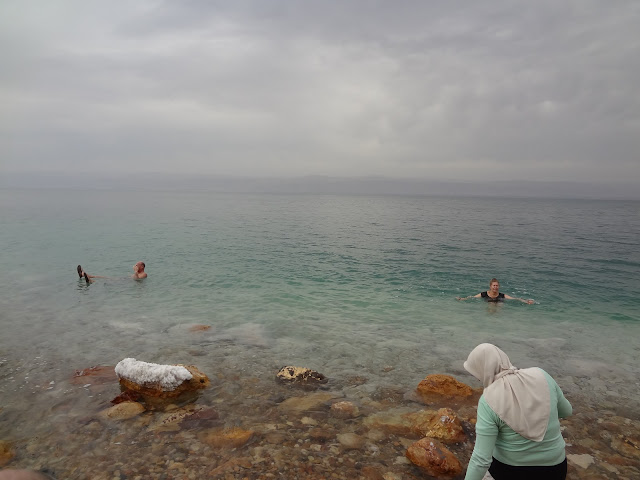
[1,189,639,475]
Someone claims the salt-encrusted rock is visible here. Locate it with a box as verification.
[0,440,15,467]
[276,366,327,384]
[331,401,359,419]
[408,407,466,443]
[415,374,476,405]
[277,392,336,414]
[115,358,209,398]
[405,437,462,478]
[198,427,255,449]
[98,401,145,421]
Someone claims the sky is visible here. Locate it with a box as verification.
[1,1,639,186]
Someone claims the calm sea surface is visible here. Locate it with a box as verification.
[1,188,639,476]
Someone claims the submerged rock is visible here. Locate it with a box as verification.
[0,440,15,467]
[408,407,467,443]
[70,365,117,385]
[276,366,327,384]
[336,433,365,450]
[98,401,145,421]
[277,392,336,414]
[331,401,360,419]
[405,437,462,478]
[115,358,209,398]
[198,427,255,449]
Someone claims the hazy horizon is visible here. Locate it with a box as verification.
[2,172,638,200]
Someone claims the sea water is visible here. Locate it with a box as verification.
[1,189,639,476]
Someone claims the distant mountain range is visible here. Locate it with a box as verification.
[2,172,638,200]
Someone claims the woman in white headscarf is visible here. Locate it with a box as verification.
[463,343,572,480]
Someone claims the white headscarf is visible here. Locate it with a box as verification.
[464,343,551,442]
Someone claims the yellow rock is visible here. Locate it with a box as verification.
[277,392,335,414]
[199,427,254,449]
[98,401,145,420]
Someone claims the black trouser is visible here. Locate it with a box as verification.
[489,457,567,480]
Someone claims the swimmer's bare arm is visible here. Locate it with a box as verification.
[456,293,482,301]
[132,272,147,279]
[504,294,535,304]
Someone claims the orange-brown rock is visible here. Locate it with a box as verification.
[406,437,462,478]
[0,440,15,467]
[363,407,430,437]
[118,365,209,399]
[199,427,255,449]
[408,407,466,443]
[416,374,477,405]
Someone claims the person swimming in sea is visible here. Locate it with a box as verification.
[77,262,147,283]
[457,278,534,304]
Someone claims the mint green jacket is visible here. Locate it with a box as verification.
[464,369,572,480]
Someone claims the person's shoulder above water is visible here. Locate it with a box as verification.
[456,278,534,304]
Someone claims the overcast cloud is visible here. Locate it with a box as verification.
[1,1,639,185]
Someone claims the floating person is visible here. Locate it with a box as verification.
[457,278,534,304]
[77,262,147,283]
[463,343,572,480]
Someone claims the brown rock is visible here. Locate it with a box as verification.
[118,365,210,399]
[0,441,15,467]
[610,434,640,459]
[98,401,145,420]
[408,408,466,443]
[199,427,254,449]
[360,465,385,480]
[416,374,476,405]
[276,366,327,384]
[331,401,359,419]
[405,437,462,478]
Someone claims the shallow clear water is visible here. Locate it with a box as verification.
[1,189,639,477]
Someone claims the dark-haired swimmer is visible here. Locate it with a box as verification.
[77,262,147,283]
[457,278,534,304]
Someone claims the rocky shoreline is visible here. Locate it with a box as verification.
[1,356,639,480]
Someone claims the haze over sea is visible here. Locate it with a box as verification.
[1,187,639,477]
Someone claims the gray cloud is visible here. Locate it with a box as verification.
[1,0,639,185]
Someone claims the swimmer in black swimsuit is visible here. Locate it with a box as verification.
[457,278,534,304]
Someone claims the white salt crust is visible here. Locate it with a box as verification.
[115,358,192,391]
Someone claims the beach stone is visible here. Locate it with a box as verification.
[0,441,15,467]
[199,427,254,449]
[408,407,467,443]
[277,392,335,414]
[405,437,462,478]
[331,401,359,419]
[0,471,53,480]
[567,454,595,469]
[118,364,209,399]
[276,366,327,384]
[360,465,385,480]
[416,374,476,405]
[98,401,145,420]
[336,433,365,450]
